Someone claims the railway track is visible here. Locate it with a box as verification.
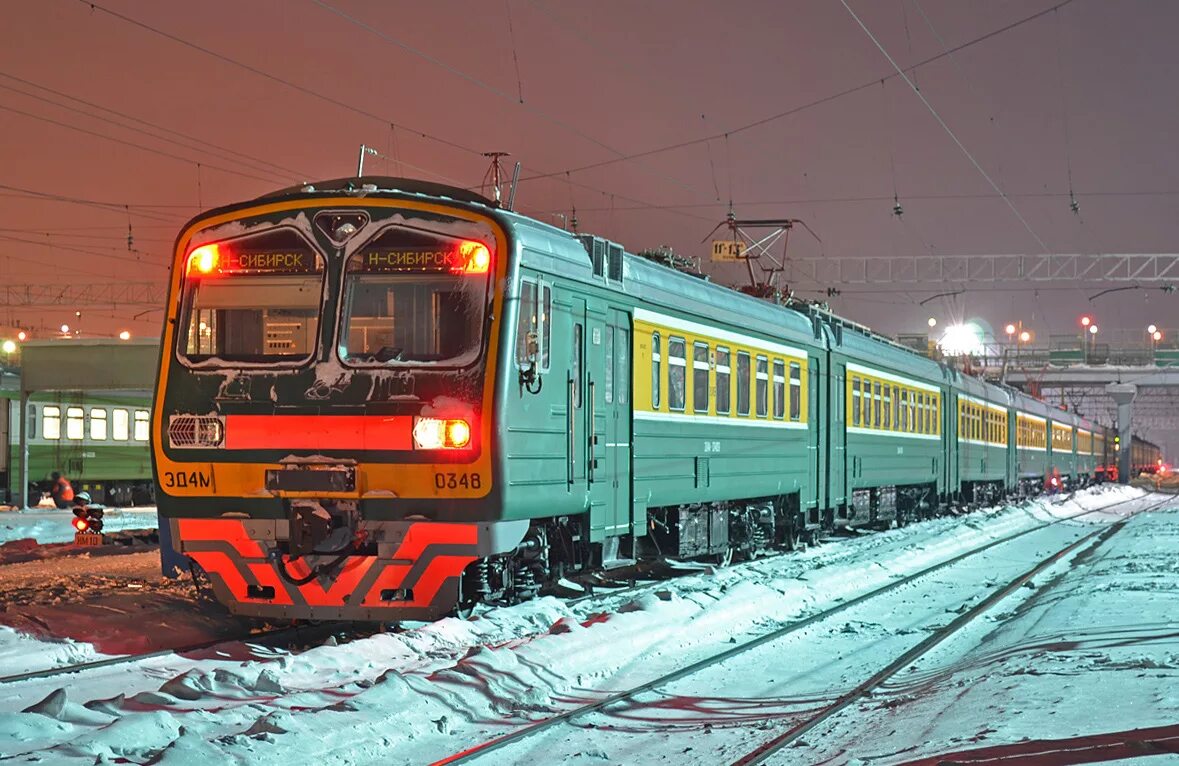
[430,491,1173,766]
[0,620,360,686]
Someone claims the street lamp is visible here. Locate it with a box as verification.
[927,317,937,329]
[118,330,131,341]
[1019,330,1031,343]
[1148,324,1158,334]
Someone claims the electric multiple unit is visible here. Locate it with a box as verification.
[153,178,1146,622]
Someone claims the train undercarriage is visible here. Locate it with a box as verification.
[449,473,1099,615]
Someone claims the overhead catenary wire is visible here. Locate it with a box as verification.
[0,71,308,181]
[518,0,1076,184]
[0,101,285,186]
[305,0,707,198]
[838,0,1052,254]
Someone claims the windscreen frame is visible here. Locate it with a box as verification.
[174,225,327,370]
[335,219,496,371]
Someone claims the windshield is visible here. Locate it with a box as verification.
[339,225,492,366]
[179,229,324,364]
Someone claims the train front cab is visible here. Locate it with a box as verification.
[153,186,533,621]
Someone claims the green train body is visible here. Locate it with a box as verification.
[153,178,1130,622]
[0,390,155,506]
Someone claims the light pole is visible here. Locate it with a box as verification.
[1088,324,1098,363]
[1080,315,1092,362]
[1018,328,1031,364]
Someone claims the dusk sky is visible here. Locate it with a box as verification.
[1,0,1176,345]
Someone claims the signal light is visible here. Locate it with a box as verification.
[187,243,220,274]
[452,241,491,275]
[72,517,88,532]
[413,417,473,449]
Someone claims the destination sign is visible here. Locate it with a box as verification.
[220,250,319,273]
[359,242,490,274]
[362,249,465,271]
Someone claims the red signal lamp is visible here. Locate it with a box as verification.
[72,517,89,532]
[452,241,491,275]
[187,243,221,274]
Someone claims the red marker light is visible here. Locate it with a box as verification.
[453,241,491,275]
[187,243,220,274]
[72,517,88,532]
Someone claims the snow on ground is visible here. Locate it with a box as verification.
[0,506,159,545]
[0,486,1169,765]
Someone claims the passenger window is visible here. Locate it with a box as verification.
[737,352,751,416]
[755,355,768,418]
[541,285,551,371]
[134,410,150,441]
[861,379,871,427]
[113,408,129,440]
[882,384,892,429]
[899,391,909,432]
[715,347,731,415]
[90,408,107,440]
[604,326,614,404]
[573,324,582,408]
[668,337,686,412]
[43,406,61,440]
[651,331,661,409]
[66,407,84,440]
[617,328,629,405]
[693,342,710,413]
[27,404,36,440]
[516,280,537,368]
[789,362,801,421]
[772,360,785,419]
[851,376,861,426]
[872,382,882,429]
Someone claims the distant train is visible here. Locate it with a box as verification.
[0,392,155,506]
[152,177,1162,622]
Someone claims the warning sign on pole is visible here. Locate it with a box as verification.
[711,240,746,262]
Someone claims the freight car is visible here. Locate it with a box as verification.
[153,178,1147,622]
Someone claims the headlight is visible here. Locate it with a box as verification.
[413,417,472,449]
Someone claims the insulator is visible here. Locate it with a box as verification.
[892,202,904,217]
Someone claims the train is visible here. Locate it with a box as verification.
[0,388,155,506]
[152,177,1162,622]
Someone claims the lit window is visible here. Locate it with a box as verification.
[66,407,84,440]
[43,406,60,440]
[90,408,107,440]
[113,408,129,440]
[134,410,150,441]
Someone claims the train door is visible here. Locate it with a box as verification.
[580,300,611,542]
[806,354,823,521]
[604,308,632,537]
[567,297,587,492]
[946,391,959,498]
[829,359,847,511]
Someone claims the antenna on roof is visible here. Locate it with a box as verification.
[506,161,522,211]
[357,144,379,177]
